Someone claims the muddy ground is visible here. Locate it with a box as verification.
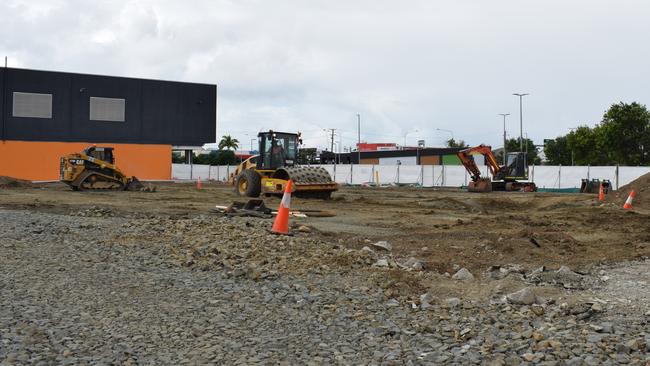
[2,181,649,307]
[1,182,649,364]
[3,182,648,276]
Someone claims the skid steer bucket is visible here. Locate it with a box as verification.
[125,176,145,191]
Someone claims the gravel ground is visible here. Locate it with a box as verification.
[1,208,649,365]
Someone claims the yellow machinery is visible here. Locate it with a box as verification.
[229,131,338,199]
[60,146,144,191]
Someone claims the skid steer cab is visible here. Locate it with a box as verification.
[229,130,338,199]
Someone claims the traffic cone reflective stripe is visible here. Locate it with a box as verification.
[598,183,605,202]
[197,177,202,189]
[272,180,293,235]
[623,190,635,210]
[280,189,291,211]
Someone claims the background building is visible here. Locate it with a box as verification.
[0,67,216,181]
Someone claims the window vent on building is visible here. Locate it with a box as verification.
[12,92,53,119]
[90,97,125,122]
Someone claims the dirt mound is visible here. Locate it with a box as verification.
[617,172,650,208]
[0,176,34,189]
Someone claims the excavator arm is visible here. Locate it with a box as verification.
[457,145,505,182]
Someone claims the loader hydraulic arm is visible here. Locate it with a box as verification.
[457,145,504,182]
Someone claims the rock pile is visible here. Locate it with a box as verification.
[1,209,649,364]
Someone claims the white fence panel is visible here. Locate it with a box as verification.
[173,164,650,190]
[376,165,398,185]
[212,165,238,181]
[422,165,435,187]
[398,165,421,184]
[350,165,375,185]
[334,165,352,184]
[532,166,561,188]
[434,165,446,186]
[558,166,590,188]
[172,164,190,180]
[443,166,467,187]
[618,166,650,188]
[209,166,220,181]
[191,165,210,181]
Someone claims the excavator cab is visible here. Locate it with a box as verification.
[257,131,300,170]
[504,152,529,180]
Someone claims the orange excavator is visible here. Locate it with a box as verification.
[457,145,537,192]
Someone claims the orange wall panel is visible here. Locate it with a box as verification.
[360,158,380,165]
[420,155,441,165]
[0,140,171,181]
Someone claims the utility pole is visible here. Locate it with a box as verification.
[327,129,336,152]
[513,93,529,152]
[525,132,529,156]
[327,128,336,163]
[356,113,361,164]
[499,113,510,165]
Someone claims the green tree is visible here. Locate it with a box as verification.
[172,152,185,164]
[218,135,240,151]
[505,137,541,165]
[446,138,468,148]
[543,136,572,165]
[297,148,318,164]
[599,102,650,165]
[565,126,608,165]
[193,150,238,165]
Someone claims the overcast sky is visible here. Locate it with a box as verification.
[2,0,649,150]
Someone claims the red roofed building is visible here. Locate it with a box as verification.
[357,143,398,152]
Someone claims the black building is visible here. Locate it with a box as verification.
[0,67,216,145]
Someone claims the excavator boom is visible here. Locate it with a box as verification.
[457,145,504,182]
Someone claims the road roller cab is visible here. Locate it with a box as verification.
[230,131,339,199]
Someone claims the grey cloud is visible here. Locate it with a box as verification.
[1,0,649,149]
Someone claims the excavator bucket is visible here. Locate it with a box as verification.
[468,178,492,193]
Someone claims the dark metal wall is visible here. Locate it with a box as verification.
[0,68,4,139]
[1,68,216,146]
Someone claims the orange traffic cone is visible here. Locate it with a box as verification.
[598,183,605,202]
[272,179,293,235]
[197,177,202,190]
[623,190,635,210]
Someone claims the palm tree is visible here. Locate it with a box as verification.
[218,135,239,151]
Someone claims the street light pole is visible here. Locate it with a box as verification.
[357,113,361,164]
[250,138,256,152]
[403,129,419,147]
[498,113,510,165]
[513,93,529,152]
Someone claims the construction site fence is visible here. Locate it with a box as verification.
[172,164,650,190]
